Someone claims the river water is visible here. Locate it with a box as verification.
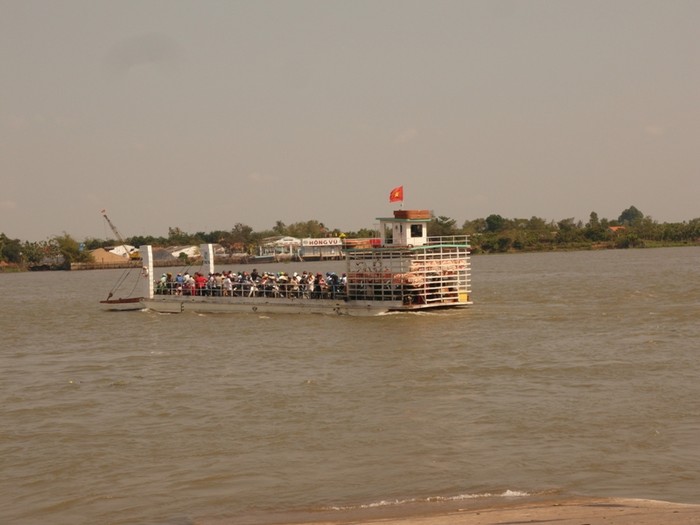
[2,247,699,525]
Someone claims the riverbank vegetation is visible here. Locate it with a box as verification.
[457,206,700,254]
[2,206,699,270]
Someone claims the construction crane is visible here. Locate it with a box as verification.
[101,209,136,259]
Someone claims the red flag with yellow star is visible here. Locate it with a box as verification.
[389,186,403,203]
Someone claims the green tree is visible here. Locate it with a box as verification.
[615,231,643,248]
[167,226,193,245]
[685,219,700,240]
[584,211,608,242]
[587,211,600,229]
[485,214,506,232]
[197,230,228,244]
[556,218,584,244]
[0,233,22,263]
[82,237,106,250]
[272,220,287,235]
[497,236,513,252]
[636,216,661,241]
[129,234,167,247]
[526,216,550,230]
[428,216,457,236]
[462,218,486,234]
[618,206,644,226]
[53,233,93,268]
[345,227,378,238]
[230,223,252,242]
[21,241,46,265]
[286,220,327,238]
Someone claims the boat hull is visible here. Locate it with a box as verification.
[139,296,472,316]
[100,297,145,311]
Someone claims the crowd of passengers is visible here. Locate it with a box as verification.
[155,269,347,299]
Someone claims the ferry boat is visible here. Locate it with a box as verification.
[101,210,472,316]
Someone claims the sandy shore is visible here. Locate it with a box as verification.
[273,497,700,525]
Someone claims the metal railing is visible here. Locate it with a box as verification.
[150,236,472,307]
[425,234,470,246]
[345,240,471,305]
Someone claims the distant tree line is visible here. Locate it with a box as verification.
[456,206,700,253]
[2,206,699,269]
[0,233,92,270]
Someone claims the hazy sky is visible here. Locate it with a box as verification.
[2,1,698,241]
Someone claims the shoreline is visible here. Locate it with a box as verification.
[212,497,700,525]
[279,497,700,525]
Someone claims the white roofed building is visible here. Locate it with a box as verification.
[109,245,137,258]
